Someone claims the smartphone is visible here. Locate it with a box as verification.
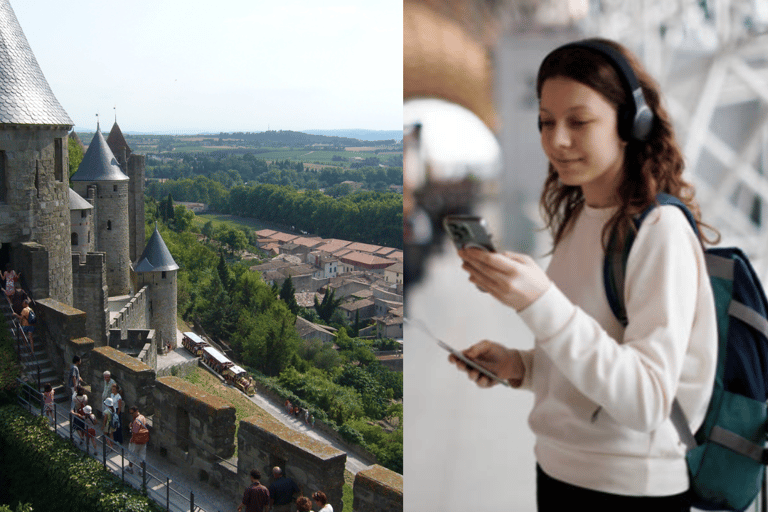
[405,317,509,387]
[442,215,496,252]
[436,338,510,387]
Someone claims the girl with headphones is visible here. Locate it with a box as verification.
[449,38,718,511]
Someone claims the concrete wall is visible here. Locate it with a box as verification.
[72,252,108,346]
[238,415,347,512]
[352,465,403,512]
[88,346,155,420]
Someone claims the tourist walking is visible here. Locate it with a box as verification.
[295,497,312,512]
[15,298,34,353]
[68,356,84,412]
[101,370,118,405]
[102,397,118,448]
[127,406,149,475]
[109,383,124,444]
[3,264,19,296]
[312,491,332,512]
[42,383,54,422]
[268,466,301,512]
[238,469,270,512]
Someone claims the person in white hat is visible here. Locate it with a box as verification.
[102,397,117,449]
[82,405,97,450]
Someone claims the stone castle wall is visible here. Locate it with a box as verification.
[137,271,177,350]
[352,465,403,512]
[71,180,130,296]
[72,252,109,346]
[109,285,149,337]
[151,376,236,491]
[127,154,145,263]
[88,346,155,421]
[0,127,73,304]
[35,297,89,381]
[238,414,346,512]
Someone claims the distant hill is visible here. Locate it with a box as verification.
[302,129,402,141]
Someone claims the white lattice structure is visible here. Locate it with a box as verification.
[581,0,768,279]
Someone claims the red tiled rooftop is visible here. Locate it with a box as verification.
[346,242,382,253]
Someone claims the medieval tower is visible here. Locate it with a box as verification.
[107,121,145,262]
[134,224,178,350]
[0,0,74,304]
[70,127,131,296]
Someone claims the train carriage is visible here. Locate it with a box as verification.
[182,332,209,356]
[201,346,233,374]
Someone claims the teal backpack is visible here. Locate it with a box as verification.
[605,193,768,511]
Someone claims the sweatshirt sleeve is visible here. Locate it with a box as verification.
[517,206,701,432]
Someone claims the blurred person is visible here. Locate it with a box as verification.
[450,38,718,511]
[268,466,301,512]
[311,491,332,512]
[238,469,269,512]
[295,496,312,512]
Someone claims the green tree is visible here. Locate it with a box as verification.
[68,135,84,179]
[314,289,342,323]
[279,276,300,315]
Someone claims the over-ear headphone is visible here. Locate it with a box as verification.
[537,39,654,142]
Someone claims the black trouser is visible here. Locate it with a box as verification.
[536,465,691,512]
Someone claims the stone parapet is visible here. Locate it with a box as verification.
[88,346,155,420]
[238,415,346,512]
[352,465,403,512]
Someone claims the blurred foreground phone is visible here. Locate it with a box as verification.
[442,215,496,252]
[405,317,510,387]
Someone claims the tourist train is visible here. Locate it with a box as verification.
[181,332,255,396]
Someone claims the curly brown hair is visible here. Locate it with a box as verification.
[296,496,312,512]
[536,38,718,250]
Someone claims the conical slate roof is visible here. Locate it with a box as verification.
[68,188,92,210]
[106,121,131,159]
[135,225,179,272]
[0,0,72,125]
[70,126,129,182]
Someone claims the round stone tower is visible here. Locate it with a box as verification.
[70,127,131,296]
[68,188,94,257]
[0,0,74,303]
[134,225,179,350]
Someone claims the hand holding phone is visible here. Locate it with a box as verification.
[405,317,510,387]
[442,215,496,252]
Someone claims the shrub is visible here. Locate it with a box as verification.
[0,405,162,512]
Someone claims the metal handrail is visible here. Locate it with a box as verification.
[5,293,40,390]
[15,379,209,512]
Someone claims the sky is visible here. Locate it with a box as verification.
[11,0,403,134]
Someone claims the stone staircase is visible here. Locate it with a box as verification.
[2,299,67,404]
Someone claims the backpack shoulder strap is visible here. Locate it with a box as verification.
[603,193,700,327]
[603,193,701,449]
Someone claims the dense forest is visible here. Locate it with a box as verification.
[146,154,403,248]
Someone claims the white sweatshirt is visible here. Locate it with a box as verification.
[516,204,717,496]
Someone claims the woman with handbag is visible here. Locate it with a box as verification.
[127,406,149,475]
